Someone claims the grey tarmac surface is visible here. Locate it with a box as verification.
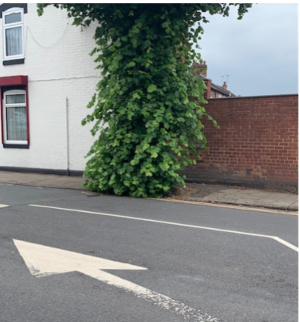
[0,184,298,322]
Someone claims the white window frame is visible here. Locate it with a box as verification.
[2,7,24,61]
[3,89,28,145]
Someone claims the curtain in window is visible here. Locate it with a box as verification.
[6,107,27,141]
[5,27,22,56]
[6,94,25,104]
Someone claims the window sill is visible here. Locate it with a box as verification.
[3,143,29,149]
[3,58,25,66]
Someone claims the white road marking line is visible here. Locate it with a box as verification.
[0,204,8,208]
[14,239,219,322]
[273,237,299,253]
[29,204,298,253]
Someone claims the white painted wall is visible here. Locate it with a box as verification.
[0,3,101,172]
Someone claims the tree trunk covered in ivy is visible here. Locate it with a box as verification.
[38,4,252,197]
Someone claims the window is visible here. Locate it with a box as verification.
[0,76,29,149]
[2,7,24,62]
[2,89,28,147]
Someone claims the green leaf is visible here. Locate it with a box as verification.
[147,84,157,93]
[127,61,136,67]
[132,92,141,99]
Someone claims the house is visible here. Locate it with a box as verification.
[193,61,236,99]
[0,3,100,174]
[0,4,237,176]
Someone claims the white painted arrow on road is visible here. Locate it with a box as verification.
[14,239,219,322]
[14,239,146,276]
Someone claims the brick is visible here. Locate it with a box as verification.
[186,94,298,189]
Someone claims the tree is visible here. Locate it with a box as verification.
[38,3,252,198]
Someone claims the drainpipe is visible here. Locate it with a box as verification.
[66,97,70,176]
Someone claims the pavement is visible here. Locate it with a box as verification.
[0,171,298,212]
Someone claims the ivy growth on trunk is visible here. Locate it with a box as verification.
[38,4,252,197]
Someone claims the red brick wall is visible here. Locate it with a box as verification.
[184,94,298,191]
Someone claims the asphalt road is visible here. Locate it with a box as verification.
[0,184,298,322]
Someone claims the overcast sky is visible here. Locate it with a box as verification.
[196,3,298,97]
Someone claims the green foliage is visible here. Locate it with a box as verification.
[38,3,252,197]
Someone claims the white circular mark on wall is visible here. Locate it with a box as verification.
[27,6,69,48]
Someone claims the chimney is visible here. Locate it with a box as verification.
[222,81,227,90]
[204,79,212,100]
[192,61,207,77]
